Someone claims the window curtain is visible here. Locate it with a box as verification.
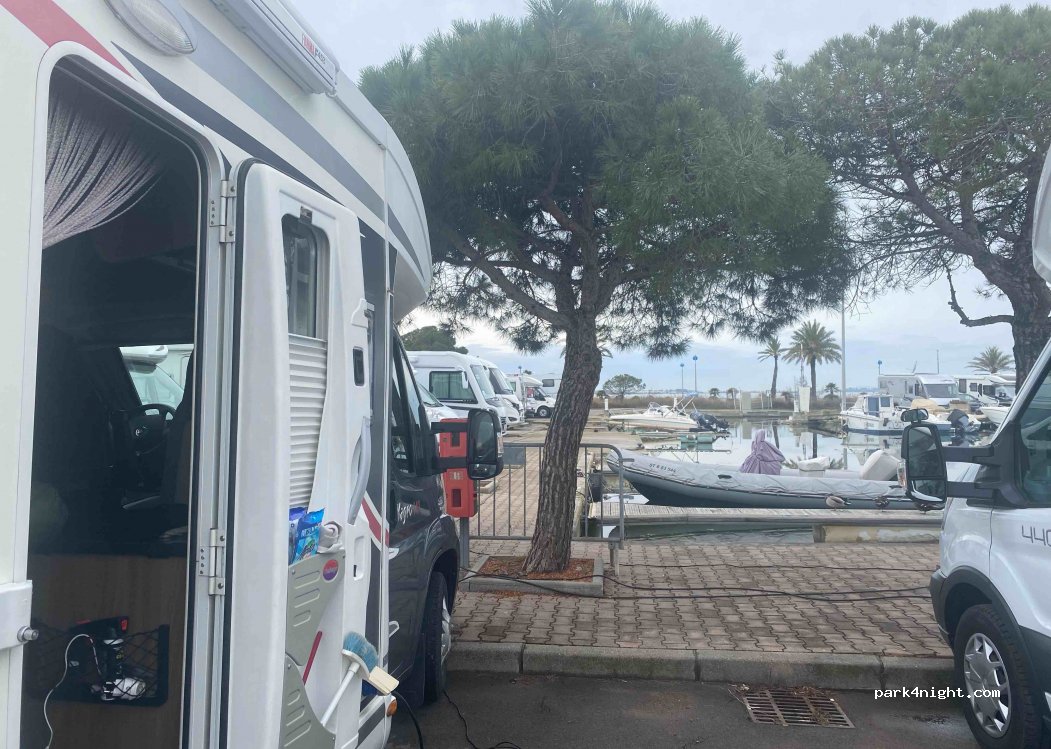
[43,76,165,248]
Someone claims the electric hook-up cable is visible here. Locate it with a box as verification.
[459,567,932,603]
[43,633,96,749]
[465,548,935,574]
[445,689,525,749]
[391,689,426,749]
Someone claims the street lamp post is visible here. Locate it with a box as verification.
[692,354,698,395]
[680,362,684,395]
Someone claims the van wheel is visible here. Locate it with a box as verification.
[536,406,551,418]
[422,571,450,704]
[953,605,1044,749]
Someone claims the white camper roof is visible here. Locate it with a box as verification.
[915,373,957,384]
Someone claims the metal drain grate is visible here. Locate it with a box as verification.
[734,687,854,728]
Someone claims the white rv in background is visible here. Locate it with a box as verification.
[507,373,557,418]
[878,372,959,406]
[407,351,517,430]
[478,359,526,427]
[957,373,1015,405]
[0,2,503,748]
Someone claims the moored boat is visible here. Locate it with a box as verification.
[608,450,909,510]
[981,405,1009,427]
[607,402,699,431]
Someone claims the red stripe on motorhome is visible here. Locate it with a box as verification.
[360,498,388,545]
[0,0,127,73]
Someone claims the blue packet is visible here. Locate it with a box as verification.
[289,508,306,565]
[292,508,324,563]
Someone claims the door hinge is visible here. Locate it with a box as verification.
[199,528,227,596]
[216,180,237,244]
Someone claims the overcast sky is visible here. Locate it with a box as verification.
[296,0,1029,393]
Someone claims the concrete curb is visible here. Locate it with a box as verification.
[449,642,953,691]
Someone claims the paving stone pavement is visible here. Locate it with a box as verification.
[454,540,949,658]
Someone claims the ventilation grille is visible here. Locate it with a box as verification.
[734,687,853,728]
[289,335,327,503]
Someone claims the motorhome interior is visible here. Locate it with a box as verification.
[21,67,201,748]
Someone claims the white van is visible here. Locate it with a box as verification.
[477,359,526,427]
[898,150,1051,749]
[506,373,556,418]
[407,351,518,430]
[0,3,502,748]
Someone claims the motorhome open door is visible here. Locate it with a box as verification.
[221,162,374,748]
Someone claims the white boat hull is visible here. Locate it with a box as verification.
[608,413,697,431]
[982,406,1009,426]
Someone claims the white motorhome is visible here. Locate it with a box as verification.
[477,359,526,427]
[878,372,959,406]
[0,3,502,748]
[407,351,519,430]
[506,373,556,418]
[957,374,1015,405]
[898,148,1051,749]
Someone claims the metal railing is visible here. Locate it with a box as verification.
[462,441,630,571]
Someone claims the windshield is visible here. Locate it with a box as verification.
[488,367,513,395]
[418,383,442,407]
[123,357,184,409]
[921,383,955,398]
[471,365,496,398]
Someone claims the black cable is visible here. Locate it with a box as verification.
[469,548,933,573]
[459,568,931,602]
[445,689,525,749]
[619,561,935,573]
[391,690,425,749]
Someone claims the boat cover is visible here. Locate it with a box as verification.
[611,450,905,501]
[739,428,785,474]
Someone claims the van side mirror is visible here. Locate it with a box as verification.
[466,409,503,480]
[901,422,948,510]
[431,411,504,480]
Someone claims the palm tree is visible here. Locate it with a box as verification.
[708,387,720,399]
[726,387,739,407]
[757,338,783,402]
[784,320,842,396]
[968,345,1013,374]
[824,382,839,398]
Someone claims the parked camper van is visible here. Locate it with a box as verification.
[407,351,518,430]
[879,372,959,407]
[897,149,1051,749]
[0,3,502,748]
[478,359,526,427]
[507,373,557,418]
[957,374,1015,406]
[540,375,563,399]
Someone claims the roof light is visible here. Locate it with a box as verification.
[106,0,197,56]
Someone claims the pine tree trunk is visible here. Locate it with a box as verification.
[1009,299,1051,387]
[523,322,603,573]
[770,358,778,403]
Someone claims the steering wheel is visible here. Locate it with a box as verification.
[125,403,177,456]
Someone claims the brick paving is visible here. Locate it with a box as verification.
[454,540,949,658]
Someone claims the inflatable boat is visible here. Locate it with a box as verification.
[607,450,910,509]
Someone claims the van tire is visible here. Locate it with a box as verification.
[953,605,1044,749]
[536,406,551,418]
[421,571,450,704]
